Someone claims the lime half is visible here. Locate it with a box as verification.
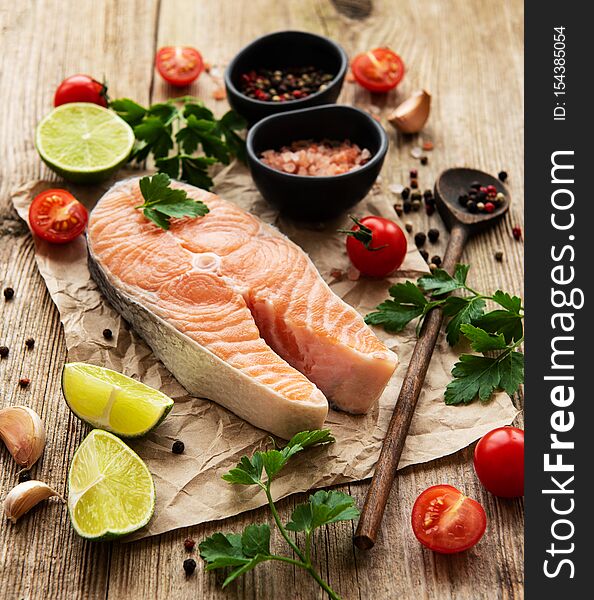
[35,103,134,183]
[62,362,174,438]
[68,429,155,540]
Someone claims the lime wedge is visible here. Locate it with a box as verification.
[35,103,134,183]
[68,429,155,540]
[62,362,174,438]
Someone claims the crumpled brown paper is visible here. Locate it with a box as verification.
[11,162,517,541]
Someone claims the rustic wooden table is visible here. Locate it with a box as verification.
[0,1,524,598]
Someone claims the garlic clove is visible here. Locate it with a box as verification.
[0,405,46,469]
[3,480,62,523]
[388,90,431,134]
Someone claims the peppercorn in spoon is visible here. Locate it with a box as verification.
[354,167,510,550]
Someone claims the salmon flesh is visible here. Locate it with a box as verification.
[87,178,398,438]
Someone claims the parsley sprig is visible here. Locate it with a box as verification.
[199,430,357,600]
[110,96,246,190]
[136,173,209,230]
[366,264,524,405]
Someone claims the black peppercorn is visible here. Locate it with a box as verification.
[420,249,429,262]
[498,171,508,182]
[428,228,440,243]
[431,255,442,267]
[183,558,197,576]
[411,190,422,200]
[394,203,403,216]
[172,440,185,454]
[414,232,426,247]
[405,223,413,233]
[3,287,14,301]
[403,200,412,213]
[0,346,8,359]
[25,338,35,349]
[411,199,422,212]
[410,179,418,189]
[102,328,113,340]
[477,191,487,201]
[409,169,418,178]
[495,250,504,262]
[401,187,410,200]
[420,156,428,165]
[19,470,32,483]
[471,181,481,190]
[458,194,469,207]
[466,200,478,213]
[425,205,435,216]
[423,189,433,200]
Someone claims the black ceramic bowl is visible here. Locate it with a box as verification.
[246,104,389,221]
[225,30,348,126]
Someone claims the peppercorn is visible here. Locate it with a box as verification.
[401,187,410,200]
[409,169,418,178]
[495,251,504,262]
[183,558,197,576]
[19,378,30,389]
[467,200,478,213]
[411,190,422,201]
[3,287,14,301]
[476,202,485,211]
[424,196,436,207]
[102,328,113,340]
[458,194,469,207]
[484,202,495,213]
[420,156,428,165]
[410,179,418,189]
[498,171,508,182]
[172,440,185,454]
[411,199,422,212]
[420,249,429,261]
[486,185,497,194]
[425,205,435,216]
[405,223,413,233]
[429,263,437,272]
[431,255,442,267]
[0,346,8,359]
[184,538,196,551]
[477,191,487,201]
[428,228,440,243]
[423,190,433,200]
[414,232,426,247]
[403,200,412,213]
[512,226,522,240]
[471,181,481,190]
[495,192,505,204]
[394,203,403,216]
[18,470,32,483]
[25,338,35,350]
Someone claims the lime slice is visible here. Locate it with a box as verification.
[62,362,174,438]
[68,429,155,540]
[35,103,134,183]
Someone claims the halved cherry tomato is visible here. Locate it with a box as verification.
[411,484,487,554]
[155,46,204,87]
[29,189,88,244]
[351,48,405,93]
[474,427,524,498]
[343,216,407,277]
[54,75,108,107]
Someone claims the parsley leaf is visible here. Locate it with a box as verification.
[475,290,524,343]
[180,155,216,190]
[418,264,469,296]
[136,173,209,230]
[286,491,360,533]
[498,350,525,395]
[443,296,486,345]
[133,116,173,159]
[110,98,146,126]
[460,324,508,352]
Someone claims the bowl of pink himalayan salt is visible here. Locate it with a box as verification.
[246,104,388,220]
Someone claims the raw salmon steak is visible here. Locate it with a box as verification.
[87,178,398,438]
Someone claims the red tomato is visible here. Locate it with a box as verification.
[29,189,88,244]
[54,75,108,107]
[156,46,204,87]
[344,216,407,277]
[474,427,524,498]
[351,48,405,93]
[411,485,487,554]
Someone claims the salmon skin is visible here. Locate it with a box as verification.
[87,178,398,438]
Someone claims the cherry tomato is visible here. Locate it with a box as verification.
[411,485,487,554]
[155,46,204,87]
[474,426,524,498]
[29,189,88,244]
[54,75,108,107]
[351,48,405,93]
[344,216,407,277]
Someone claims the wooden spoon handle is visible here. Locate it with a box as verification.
[354,224,469,550]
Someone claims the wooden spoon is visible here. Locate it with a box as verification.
[354,168,510,550]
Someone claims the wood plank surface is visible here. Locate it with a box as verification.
[0,1,524,599]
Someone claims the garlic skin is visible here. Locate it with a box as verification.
[388,90,431,134]
[3,480,61,523]
[0,406,46,469]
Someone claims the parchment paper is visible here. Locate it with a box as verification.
[11,162,517,541]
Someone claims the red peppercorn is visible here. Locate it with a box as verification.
[512,226,522,240]
[184,538,196,551]
[479,187,487,194]
[486,185,497,194]
[484,202,495,213]
[409,169,418,178]
[19,378,30,388]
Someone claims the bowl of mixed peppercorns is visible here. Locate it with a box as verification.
[225,30,348,126]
